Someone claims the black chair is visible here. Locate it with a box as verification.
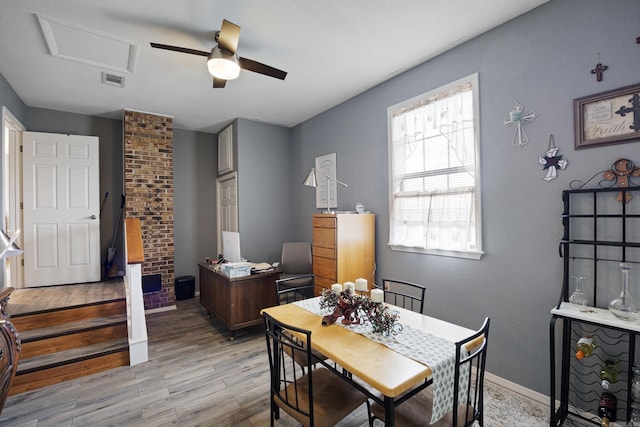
[369,317,490,426]
[263,312,369,427]
[275,274,327,369]
[275,274,316,305]
[379,278,427,313]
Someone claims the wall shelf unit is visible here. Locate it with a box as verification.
[550,185,640,426]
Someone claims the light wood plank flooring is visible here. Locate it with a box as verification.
[1,297,370,426]
[7,280,125,315]
[1,293,566,427]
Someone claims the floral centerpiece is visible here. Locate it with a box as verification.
[319,288,402,336]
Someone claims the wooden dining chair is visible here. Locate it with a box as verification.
[263,312,370,427]
[368,317,490,426]
[379,278,427,314]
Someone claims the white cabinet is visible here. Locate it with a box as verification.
[218,124,233,175]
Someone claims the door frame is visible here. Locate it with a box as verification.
[2,107,25,288]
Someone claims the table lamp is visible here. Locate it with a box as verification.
[303,168,348,214]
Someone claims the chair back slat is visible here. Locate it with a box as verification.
[380,278,427,313]
[453,317,490,426]
[263,312,315,425]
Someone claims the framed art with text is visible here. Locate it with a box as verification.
[315,153,337,209]
[574,83,640,149]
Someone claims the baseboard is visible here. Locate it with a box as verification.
[484,371,549,407]
[145,305,177,315]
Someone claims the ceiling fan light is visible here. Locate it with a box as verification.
[207,47,240,80]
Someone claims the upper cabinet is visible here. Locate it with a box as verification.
[218,124,233,175]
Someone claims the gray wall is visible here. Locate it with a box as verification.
[236,118,293,263]
[173,128,217,290]
[288,0,640,395]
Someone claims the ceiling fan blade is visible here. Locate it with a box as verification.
[216,19,241,54]
[213,77,227,88]
[150,42,209,57]
[238,57,287,80]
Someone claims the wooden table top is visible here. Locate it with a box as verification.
[261,301,474,398]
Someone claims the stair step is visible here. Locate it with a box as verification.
[10,344,129,395]
[19,313,127,342]
[11,299,126,332]
[8,292,130,396]
[17,338,129,374]
[20,318,128,360]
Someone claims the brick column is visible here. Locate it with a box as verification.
[123,110,175,309]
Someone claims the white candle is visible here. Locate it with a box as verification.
[371,288,384,303]
[344,281,355,294]
[355,278,368,291]
[331,283,342,293]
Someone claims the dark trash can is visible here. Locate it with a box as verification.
[175,275,195,300]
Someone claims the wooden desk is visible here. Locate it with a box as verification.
[261,299,474,426]
[198,264,279,339]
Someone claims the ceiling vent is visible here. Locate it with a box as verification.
[102,72,125,88]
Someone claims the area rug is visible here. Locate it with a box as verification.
[483,380,549,427]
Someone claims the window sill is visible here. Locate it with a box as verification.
[388,244,484,260]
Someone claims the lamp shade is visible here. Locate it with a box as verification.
[207,47,241,80]
[0,229,22,259]
[303,169,317,187]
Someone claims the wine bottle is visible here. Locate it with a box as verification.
[599,360,618,390]
[575,336,596,360]
[598,392,617,427]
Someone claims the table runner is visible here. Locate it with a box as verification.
[293,297,469,423]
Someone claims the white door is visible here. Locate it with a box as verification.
[22,132,100,287]
[216,172,238,251]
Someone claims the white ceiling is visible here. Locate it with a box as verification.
[1,0,549,134]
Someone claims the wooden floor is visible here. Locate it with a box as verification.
[6,280,125,316]
[1,296,371,426]
[0,286,561,427]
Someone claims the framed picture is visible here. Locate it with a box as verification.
[315,153,337,209]
[574,83,640,149]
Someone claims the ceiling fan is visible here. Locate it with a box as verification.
[150,19,287,88]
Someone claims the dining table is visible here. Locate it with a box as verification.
[261,296,476,426]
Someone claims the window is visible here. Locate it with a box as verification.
[388,73,483,260]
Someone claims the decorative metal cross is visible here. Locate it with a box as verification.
[590,62,608,81]
[538,135,567,182]
[503,100,537,148]
[615,93,640,132]
[590,52,608,82]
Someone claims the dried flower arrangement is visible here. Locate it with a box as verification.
[319,288,402,336]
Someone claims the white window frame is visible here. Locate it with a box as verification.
[387,73,483,260]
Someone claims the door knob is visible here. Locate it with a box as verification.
[89,215,97,220]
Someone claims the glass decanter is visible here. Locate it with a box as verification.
[569,275,588,310]
[609,262,640,321]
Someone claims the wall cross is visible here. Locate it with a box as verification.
[615,93,640,132]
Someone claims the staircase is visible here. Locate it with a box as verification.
[8,298,129,395]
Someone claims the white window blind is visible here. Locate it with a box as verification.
[388,74,483,259]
